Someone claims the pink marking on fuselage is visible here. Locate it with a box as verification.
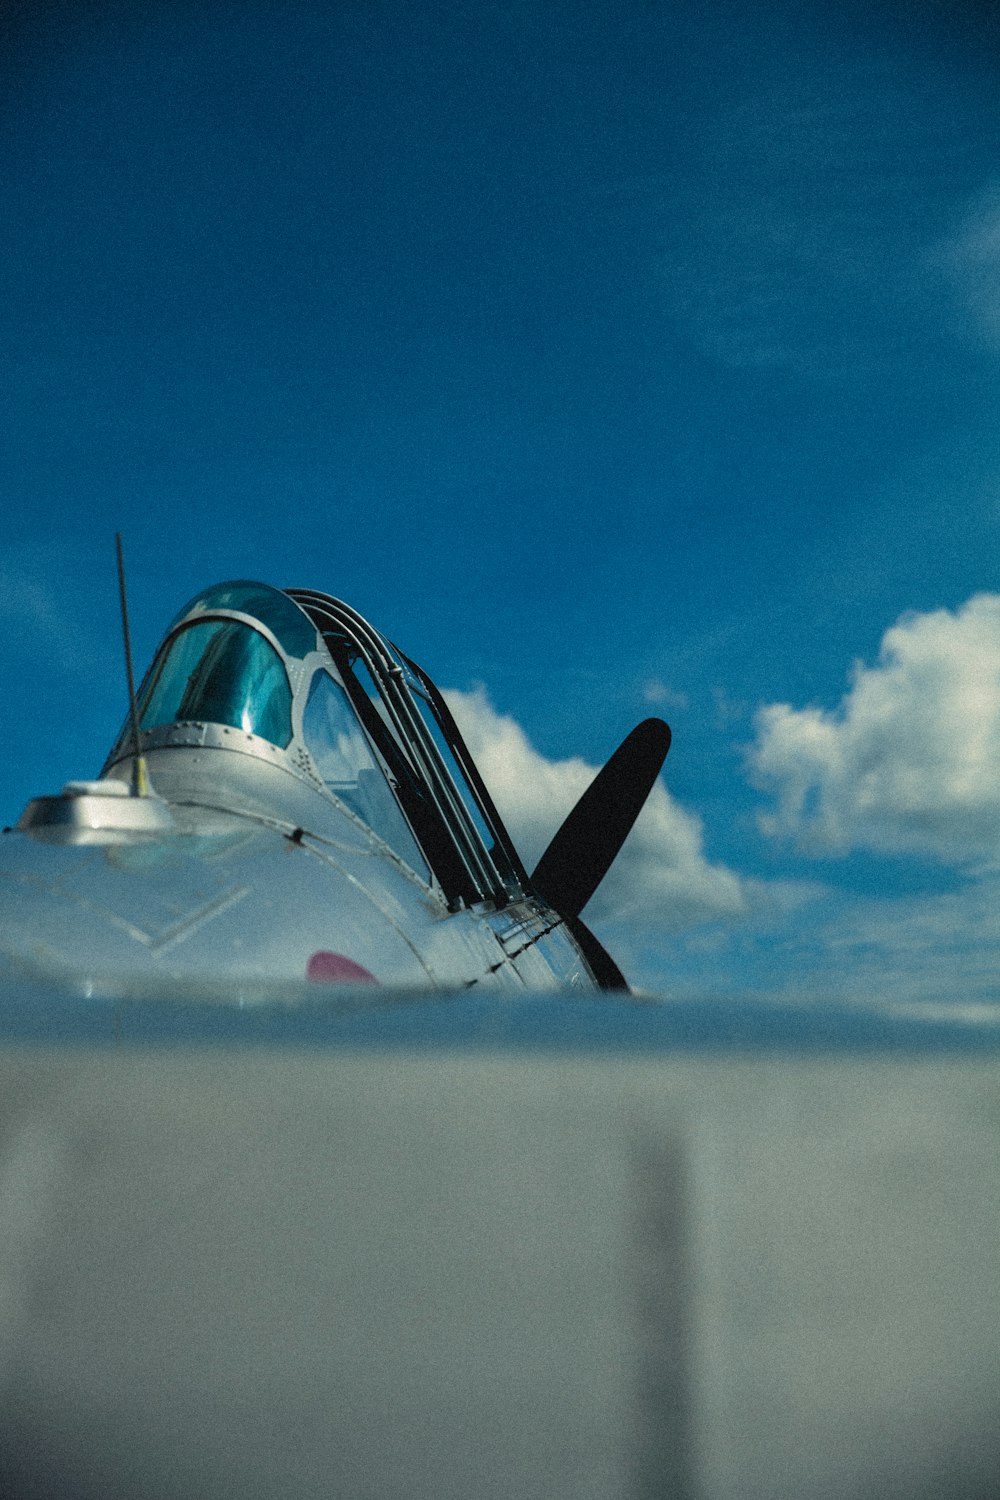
[307,951,379,984]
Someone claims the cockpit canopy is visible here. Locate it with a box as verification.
[136,618,295,748]
[106,581,525,909]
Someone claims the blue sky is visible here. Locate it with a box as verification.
[3,0,1000,997]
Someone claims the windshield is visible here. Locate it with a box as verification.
[137,619,294,748]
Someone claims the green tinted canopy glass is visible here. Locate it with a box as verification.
[138,620,294,748]
[167,581,318,659]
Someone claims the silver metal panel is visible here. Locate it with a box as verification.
[16,789,174,841]
[3,735,595,993]
[0,830,433,990]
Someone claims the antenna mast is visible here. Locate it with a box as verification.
[115,533,149,797]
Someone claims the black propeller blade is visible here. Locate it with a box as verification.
[562,913,630,991]
[530,717,671,922]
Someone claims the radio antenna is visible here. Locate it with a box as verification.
[115,532,149,797]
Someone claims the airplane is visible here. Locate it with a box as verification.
[0,578,670,997]
[0,579,999,1500]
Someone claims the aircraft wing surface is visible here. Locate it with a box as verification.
[0,975,997,1499]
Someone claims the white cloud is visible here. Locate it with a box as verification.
[932,183,1000,345]
[641,678,688,710]
[750,594,1000,862]
[443,687,746,930]
[0,537,132,699]
[659,68,953,379]
[0,566,69,638]
[0,541,109,674]
[749,876,1000,1009]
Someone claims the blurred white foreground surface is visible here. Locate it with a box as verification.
[0,987,995,1499]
